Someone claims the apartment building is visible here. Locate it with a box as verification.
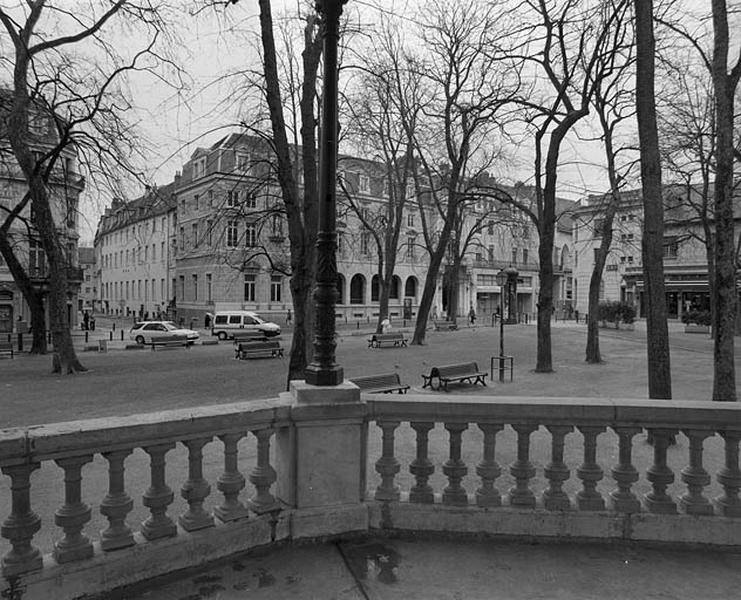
[94,185,176,319]
[0,94,85,333]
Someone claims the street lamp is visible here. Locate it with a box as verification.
[495,265,519,382]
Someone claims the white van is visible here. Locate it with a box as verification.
[211,311,281,340]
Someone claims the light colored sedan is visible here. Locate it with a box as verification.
[129,321,200,345]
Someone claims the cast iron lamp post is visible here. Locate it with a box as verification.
[304,0,347,386]
[495,265,519,382]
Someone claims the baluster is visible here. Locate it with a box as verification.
[375,420,401,501]
[508,424,537,508]
[543,425,572,510]
[576,426,605,511]
[610,427,641,513]
[215,432,249,522]
[409,422,435,504]
[141,443,177,540]
[1,463,42,576]
[679,429,714,515]
[100,449,135,551]
[53,455,94,563]
[179,437,215,531]
[248,429,279,513]
[476,423,503,508]
[715,431,741,517]
[442,423,468,506]
[644,428,678,514]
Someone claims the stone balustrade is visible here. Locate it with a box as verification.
[2,390,741,599]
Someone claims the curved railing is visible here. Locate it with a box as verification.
[2,391,741,599]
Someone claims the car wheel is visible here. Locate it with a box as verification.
[135,335,145,345]
[217,331,227,341]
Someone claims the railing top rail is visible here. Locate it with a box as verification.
[365,394,741,430]
[0,396,290,465]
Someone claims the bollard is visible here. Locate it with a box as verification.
[17,333,23,353]
[85,330,89,343]
[356,321,359,329]
[109,331,113,341]
[112,322,116,331]
[120,329,124,341]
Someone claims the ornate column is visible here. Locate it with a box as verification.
[375,420,401,501]
[249,429,279,513]
[543,425,572,510]
[215,432,249,522]
[179,437,215,531]
[1,463,42,576]
[141,443,177,540]
[679,429,713,515]
[409,422,435,504]
[304,0,348,386]
[644,429,678,514]
[442,423,468,506]
[715,431,741,516]
[100,449,135,551]
[476,423,503,508]
[53,455,94,563]
[508,424,537,508]
[610,427,641,513]
[576,426,605,511]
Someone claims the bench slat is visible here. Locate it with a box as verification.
[350,373,409,394]
[235,340,283,360]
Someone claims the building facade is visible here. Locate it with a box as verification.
[94,185,176,320]
[571,185,738,320]
[0,96,85,334]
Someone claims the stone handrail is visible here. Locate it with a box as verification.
[2,392,741,599]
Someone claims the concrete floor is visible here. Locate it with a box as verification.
[113,536,741,600]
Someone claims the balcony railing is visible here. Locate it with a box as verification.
[2,393,741,599]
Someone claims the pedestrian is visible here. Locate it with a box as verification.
[286,309,292,325]
[469,306,476,326]
[205,313,212,329]
[381,317,391,333]
[90,316,96,331]
[83,311,90,331]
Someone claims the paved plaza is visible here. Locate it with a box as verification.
[2,320,741,599]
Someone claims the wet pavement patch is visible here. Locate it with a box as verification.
[340,540,401,585]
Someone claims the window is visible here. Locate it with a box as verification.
[663,236,679,259]
[488,246,494,262]
[407,213,415,227]
[144,246,149,262]
[227,190,237,207]
[208,190,214,207]
[152,244,156,261]
[179,276,185,300]
[193,157,206,179]
[226,221,238,247]
[522,248,528,264]
[271,215,283,237]
[192,223,198,248]
[407,236,415,260]
[271,275,282,302]
[192,274,198,301]
[179,226,185,251]
[593,219,604,238]
[245,223,257,247]
[244,274,256,302]
[244,192,257,208]
[359,174,370,193]
[361,232,370,255]
[160,241,165,262]
[236,152,250,172]
[512,248,518,264]
[207,220,213,246]
[488,220,494,235]
[194,195,199,211]
[206,273,212,302]
[383,179,390,197]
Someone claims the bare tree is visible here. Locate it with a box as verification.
[0,1,176,373]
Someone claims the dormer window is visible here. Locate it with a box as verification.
[236,152,251,173]
[193,157,207,180]
[359,175,370,193]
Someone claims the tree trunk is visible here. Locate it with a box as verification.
[634,0,672,399]
[710,0,738,401]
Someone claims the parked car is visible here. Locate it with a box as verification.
[211,311,281,340]
[129,321,200,345]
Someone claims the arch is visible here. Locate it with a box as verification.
[390,275,401,299]
[561,245,571,270]
[350,274,366,304]
[336,274,345,304]
[371,274,380,302]
[404,276,418,298]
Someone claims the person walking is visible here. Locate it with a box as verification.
[83,311,90,331]
[468,306,476,326]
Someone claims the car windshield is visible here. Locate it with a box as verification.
[252,315,265,324]
[162,322,178,331]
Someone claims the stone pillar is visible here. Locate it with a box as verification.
[275,381,367,537]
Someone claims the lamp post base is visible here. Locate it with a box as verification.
[304,364,344,387]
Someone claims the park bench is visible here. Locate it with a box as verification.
[422,361,488,392]
[149,335,191,350]
[367,332,408,348]
[350,373,410,394]
[433,321,458,332]
[235,340,284,360]
[231,330,268,343]
[0,340,14,359]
